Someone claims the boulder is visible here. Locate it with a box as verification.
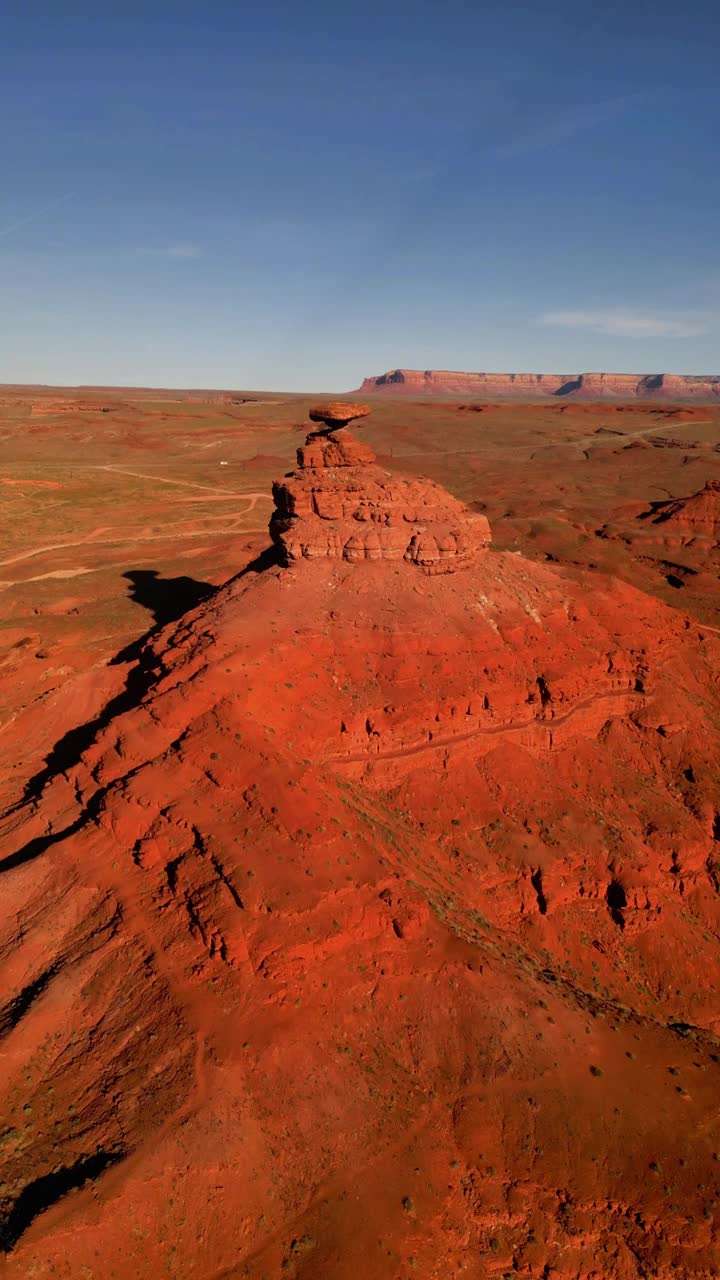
[307,401,371,428]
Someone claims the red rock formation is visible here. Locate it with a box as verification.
[30,400,118,415]
[270,425,491,571]
[2,437,720,1277]
[642,478,720,545]
[360,369,570,397]
[308,401,371,429]
[359,367,720,401]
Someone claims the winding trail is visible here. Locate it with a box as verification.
[0,524,268,574]
[0,528,112,567]
[326,687,636,767]
[94,463,266,498]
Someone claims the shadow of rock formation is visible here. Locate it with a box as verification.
[122,568,215,627]
[2,551,282,840]
[4,570,214,829]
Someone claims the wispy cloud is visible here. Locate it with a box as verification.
[164,242,204,259]
[0,193,74,240]
[496,95,640,158]
[539,309,711,339]
[134,242,205,260]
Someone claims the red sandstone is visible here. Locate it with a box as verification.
[360,367,720,401]
[308,401,371,428]
[270,426,491,570]
[1,412,720,1278]
[645,478,720,544]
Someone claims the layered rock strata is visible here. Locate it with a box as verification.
[359,367,720,401]
[270,425,490,571]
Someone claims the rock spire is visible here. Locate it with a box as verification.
[270,407,490,571]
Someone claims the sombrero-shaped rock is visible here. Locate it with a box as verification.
[308,401,371,428]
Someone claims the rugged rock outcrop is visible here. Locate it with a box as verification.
[359,367,720,401]
[30,400,118,415]
[2,430,720,1277]
[270,420,491,571]
[640,478,720,546]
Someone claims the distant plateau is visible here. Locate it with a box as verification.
[358,368,720,401]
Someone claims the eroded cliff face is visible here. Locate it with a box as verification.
[270,426,491,571]
[359,368,720,401]
[2,426,720,1278]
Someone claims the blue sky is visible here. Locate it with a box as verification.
[1,0,718,390]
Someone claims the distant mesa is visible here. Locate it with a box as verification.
[271,407,490,571]
[358,368,720,402]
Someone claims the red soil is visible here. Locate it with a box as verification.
[1,478,63,490]
[2,421,720,1277]
[456,402,710,421]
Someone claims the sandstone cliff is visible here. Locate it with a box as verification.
[359,367,720,401]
